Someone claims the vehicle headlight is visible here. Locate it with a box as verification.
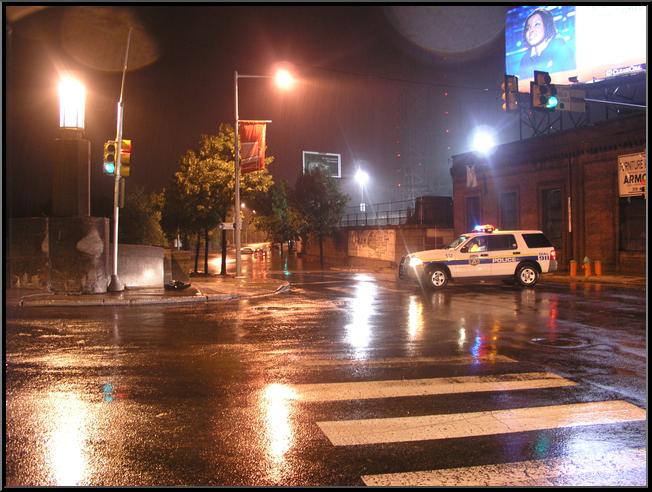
[409,257,423,268]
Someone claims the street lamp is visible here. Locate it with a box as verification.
[471,128,496,155]
[234,68,294,277]
[58,77,86,131]
[355,168,369,213]
[53,75,90,217]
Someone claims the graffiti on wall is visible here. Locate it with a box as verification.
[348,229,396,261]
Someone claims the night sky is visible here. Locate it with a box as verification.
[5,5,515,219]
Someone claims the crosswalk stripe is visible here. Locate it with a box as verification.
[361,447,647,486]
[294,354,517,367]
[317,400,646,446]
[292,372,574,402]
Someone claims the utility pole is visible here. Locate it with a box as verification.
[108,28,132,292]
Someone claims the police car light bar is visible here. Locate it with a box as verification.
[473,224,496,233]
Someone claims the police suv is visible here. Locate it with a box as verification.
[398,225,558,289]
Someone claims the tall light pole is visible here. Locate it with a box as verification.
[234,68,294,277]
[108,28,133,292]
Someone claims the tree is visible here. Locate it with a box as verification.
[293,168,348,266]
[160,177,194,248]
[160,123,274,274]
[119,183,166,246]
[254,181,306,253]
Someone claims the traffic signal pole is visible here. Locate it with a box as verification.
[108,28,132,292]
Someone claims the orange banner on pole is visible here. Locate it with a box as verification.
[239,120,268,174]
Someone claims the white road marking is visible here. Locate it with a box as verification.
[294,354,517,367]
[361,447,647,486]
[292,372,574,402]
[317,400,646,446]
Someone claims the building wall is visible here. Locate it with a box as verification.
[303,225,455,266]
[451,113,645,274]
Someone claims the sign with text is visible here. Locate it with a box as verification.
[618,152,646,197]
[302,151,341,178]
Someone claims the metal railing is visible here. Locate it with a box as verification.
[340,199,416,227]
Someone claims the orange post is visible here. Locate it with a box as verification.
[569,260,577,277]
[594,260,602,276]
[583,260,592,277]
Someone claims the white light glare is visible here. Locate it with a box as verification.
[274,69,295,89]
[472,130,495,155]
[355,168,369,186]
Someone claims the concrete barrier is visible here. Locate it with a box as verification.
[9,217,110,293]
[109,244,165,288]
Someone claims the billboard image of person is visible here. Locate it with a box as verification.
[506,6,645,92]
[506,6,576,85]
[519,8,576,77]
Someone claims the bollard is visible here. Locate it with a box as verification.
[569,260,577,277]
[594,259,602,276]
[583,256,592,277]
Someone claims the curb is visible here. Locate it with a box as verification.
[17,282,290,307]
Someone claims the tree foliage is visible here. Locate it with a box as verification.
[254,180,306,251]
[293,168,348,265]
[160,123,274,272]
[119,183,166,246]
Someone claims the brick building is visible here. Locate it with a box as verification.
[450,113,646,274]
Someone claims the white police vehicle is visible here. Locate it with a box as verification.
[398,225,558,289]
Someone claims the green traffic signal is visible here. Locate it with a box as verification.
[546,95,559,109]
[103,162,116,175]
[103,140,117,175]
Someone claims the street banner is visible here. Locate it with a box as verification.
[618,152,646,197]
[239,120,267,174]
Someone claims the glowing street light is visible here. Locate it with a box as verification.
[355,168,369,212]
[58,77,86,130]
[234,67,295,277]
[274,69,295,90]
[471,128,496,155]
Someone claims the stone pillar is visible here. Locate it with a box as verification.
[52,136,90,217]
[8,218,50,289]
[48,217,110,293]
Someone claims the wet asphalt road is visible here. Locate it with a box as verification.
[4,255,647,486]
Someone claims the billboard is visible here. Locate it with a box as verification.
[506,6,646,91]
[302,151,341,178]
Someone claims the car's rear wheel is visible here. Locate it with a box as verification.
[516,263,539,287]
[425,267,448,290]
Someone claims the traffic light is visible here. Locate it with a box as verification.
[530,70,558,110]
[119,139,132,177]
[501,74,519,112]
[103,140,116,175]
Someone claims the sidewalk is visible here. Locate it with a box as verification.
[7,274,291,308]
[541,272,646,288]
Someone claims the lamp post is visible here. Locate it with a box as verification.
[53,76,90,217]
[233,68,294,277]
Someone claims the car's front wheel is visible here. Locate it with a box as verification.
[425,267,448,290]
[516,263,539,287]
